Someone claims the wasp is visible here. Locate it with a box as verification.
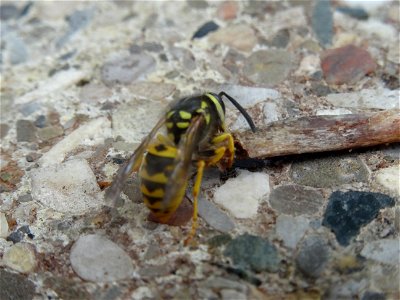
[106,92,256,244]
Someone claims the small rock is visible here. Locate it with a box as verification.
[39,117,111,166]
[375,166,400,196]
[31,159,103,214]
[322,191,395,246]
[169,47,196,71]
[224,234,280,272]
[221,289,247,300]
[3,243,37,273]
[294,54,321,77]
[37,125,64,141]
[198,195,235,233]
[312,0,333,46]
[16,120,37,142]
[5,32,28,65]
[0,4,19,20]
[19,101,41,116]
[361,239,400,265]
[0,123,9,139]
[79,83,113,103]
[26,152,42,162]
[70,234,134,282]
[315,108,353,116]
[192,21,219,39]
[0,212,8,238]
[243,50,292,86]
[187,0,208,9]
[209,24,256,52]
[128,81,176,101]
[0,269,35,300]
[326,88,398,110]
[296,234,329,278]
[266,28,291,48]
[276,215,310,249]
[217,1,238,20]
[214,171,270,219]
[101,53,156,86]
[361,291,386,300]
[6,231,24,243]
[321,45,377,85]
[269,185,324,216]
[290,156,369,188]
[142,42,164,52]
[336,6,369,20]
[43,277,91,300]
[34,115,47,128]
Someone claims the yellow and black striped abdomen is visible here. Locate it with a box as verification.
[139,143,187,221]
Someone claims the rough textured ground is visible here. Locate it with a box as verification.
[0,1,399,299]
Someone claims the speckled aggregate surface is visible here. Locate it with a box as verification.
[0,1,399,299]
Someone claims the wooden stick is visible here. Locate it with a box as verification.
[233,110,400,158]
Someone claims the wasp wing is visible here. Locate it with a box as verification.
[105,117,166,206]
[161,115,205,212]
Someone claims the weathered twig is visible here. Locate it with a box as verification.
[233,110,400,158]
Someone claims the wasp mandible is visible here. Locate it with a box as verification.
[106,92,256,244]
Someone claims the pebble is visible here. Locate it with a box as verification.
[219,84,281,109]
[294,54,321,77]
[224,234,280,272]
[0,212,8,238]
[322,191,395,246]
[19,101,41,117]
[0,269,35,300]
[101,53,156,86]
[315,108,353,116]
[169,47,196,71]
[34,115,47,128]
[326,88,399,110]
[187,0,208,9]
[266,28,290,48]
[217,1,238,20]
[39,117,111,167]
[16,68,89,105]
[192,21,219,39]
[112,100,165,143]
[209,24,256,52]
[56,9,93,48]
[31,159,104,214]
[276,215,310,249]
[290,156,369,188]
[3,243,37,273]
[4,32,28,65]
[25,152,42,162]
[375,166,400,196]
[336,6,369,20]
[70,234,134,282]
[198,195,235,233]
[361,239,400,265]
[16,120,37,142]
[361,291,386,300]
[214,171,270,219]
[0,3,19,20]
[321,45,377,85]
[243,50,292,86]
[79,83,113,103]
[312,0,333,46]
[37,125,64,142]
[128,81,176,101]
[0,123,9,139]
[269,185,324,216]
[295,234,330,278]
[221,289,247,300]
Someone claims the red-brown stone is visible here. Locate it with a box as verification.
[321,44,377,85]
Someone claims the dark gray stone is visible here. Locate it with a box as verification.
[269,185,324,216]
[290,155,369,188]
[312,0,333,46]
[337,6,369,20]
[266,28,290,48]
[0,269,35,300]
[16,120,37,142]
[322,191,395,246]
[224,234,280,272]
[296,234,329,278]
[0,4,19,20]
[192,21,219,39]
[0,123,9,138]
[18,194,33,202]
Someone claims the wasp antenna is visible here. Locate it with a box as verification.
[218,92,257,132]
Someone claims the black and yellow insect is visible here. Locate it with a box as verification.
[106,92,256,243]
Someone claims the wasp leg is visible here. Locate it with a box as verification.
[209,133,235,168]
[184,160,205,246]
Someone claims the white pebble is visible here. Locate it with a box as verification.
[70,234,134,282]
[214,171,270,219]
[361,239,399,265]
[31,159,103,214]
[0,212,8,238]
[375,165,400,196]
[276,215,310,249]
